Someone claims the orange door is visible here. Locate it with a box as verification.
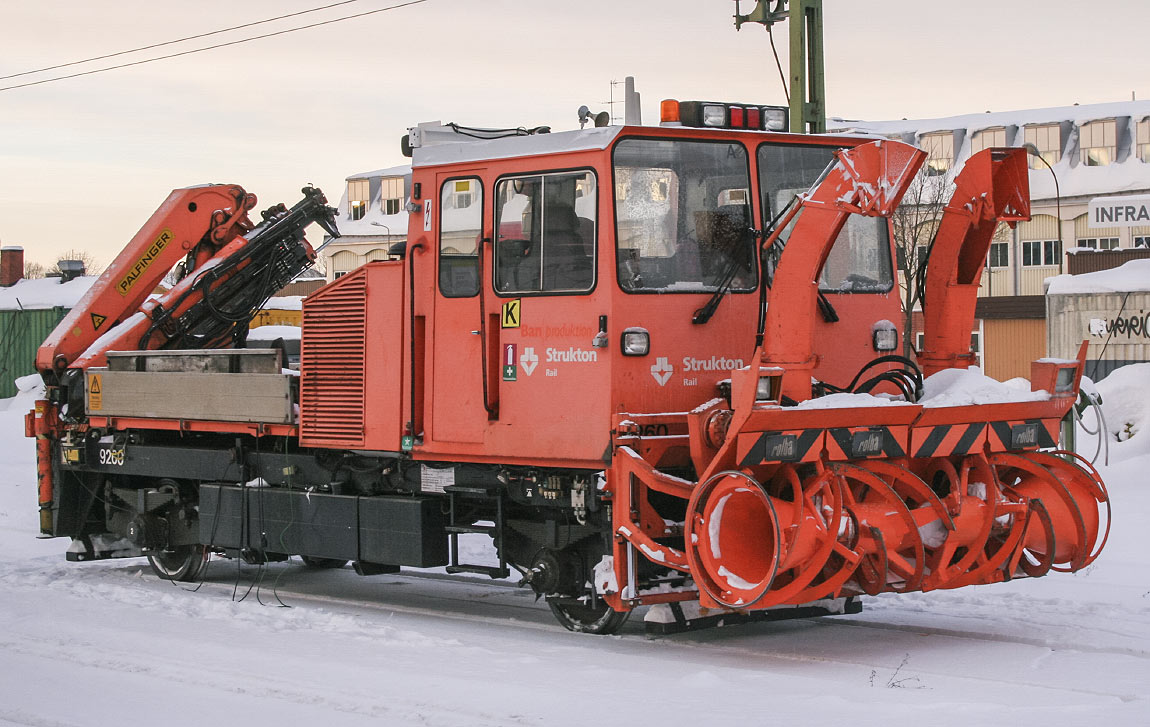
[429,173,488,444]
[480,169,612,465]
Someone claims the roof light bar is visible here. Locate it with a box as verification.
[668,100,789,132]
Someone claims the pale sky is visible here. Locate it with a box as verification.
[3,0,1149,269]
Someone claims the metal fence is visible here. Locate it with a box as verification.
[0,307,66,398]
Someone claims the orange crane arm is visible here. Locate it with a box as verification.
[35,184,257,375]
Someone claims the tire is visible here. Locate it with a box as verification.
[547,596,630,635]
[147,544,208,582]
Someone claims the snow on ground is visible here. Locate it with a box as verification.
[0,372,1148,726]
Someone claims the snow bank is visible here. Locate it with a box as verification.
[0,276,98,310]
[920,367,1049,408]
[1046,259,1150,295]
[1094,363,1150,462]
[0,374,45,413]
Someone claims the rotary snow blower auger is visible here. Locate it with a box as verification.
[603,140,1109,631]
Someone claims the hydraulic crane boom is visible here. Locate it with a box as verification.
[38,185,338,418]
[36,185,257,375]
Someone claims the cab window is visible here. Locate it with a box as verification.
[438,177,482,297]
[613,138,755,293]
[494,171,596,294]
[758,143,894,293]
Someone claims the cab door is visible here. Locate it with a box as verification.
[481,168,612,465]
[429,174,488,444]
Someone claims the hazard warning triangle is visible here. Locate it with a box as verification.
[90,313,107,331]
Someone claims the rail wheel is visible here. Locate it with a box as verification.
[147,544,208,582]
[546,596,629,634]
[300,556,348,569]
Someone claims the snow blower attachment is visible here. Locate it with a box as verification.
[30,120,1109,637]
[605,142,1108,629]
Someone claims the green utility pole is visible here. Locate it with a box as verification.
[734,0,825,134]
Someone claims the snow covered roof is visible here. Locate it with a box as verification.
[331,211,409,240]
[323,165,413,241]
[345,164,410,181]
[829,100,1150,202]
[247,324,301,340]
[1047,259,1150,295]
[0,276,98,311]
[291,267,325,281]
[829,100,1150,138]
[262,295,304,311]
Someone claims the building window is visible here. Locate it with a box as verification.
[1077,237,1120,251]
[348,179,370,220]
[331,250,358,278]
[1080,120,1116,166]
[1135,236,1150,248]
[451,179,473,210]
[989,241,1009,267]
[970,127,1006,156]
[920,132,954,175]
[380,177,403,217]
[1138,119,1150,163]
[915,332,924,350]
[1024,124,1061,168]
[1022,239,1060,266]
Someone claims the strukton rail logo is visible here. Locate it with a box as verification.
[520,347,539,376]
[651,357,673,386]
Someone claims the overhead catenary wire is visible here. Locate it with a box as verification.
[766,24,789,105]
[0,0,368,82]
[0,0,428,93]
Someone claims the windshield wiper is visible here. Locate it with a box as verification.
[692,227,756,325]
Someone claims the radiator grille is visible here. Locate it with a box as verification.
[300,271,367,447]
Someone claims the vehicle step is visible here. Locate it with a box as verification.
[445,524,496,535]
[446,564,510,578]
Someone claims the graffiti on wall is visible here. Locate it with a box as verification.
[1089,312,1150,339]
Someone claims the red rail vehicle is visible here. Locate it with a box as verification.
[28,101,1109,634]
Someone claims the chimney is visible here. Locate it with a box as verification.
[58,259,85,283]
[0,246,24,287]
